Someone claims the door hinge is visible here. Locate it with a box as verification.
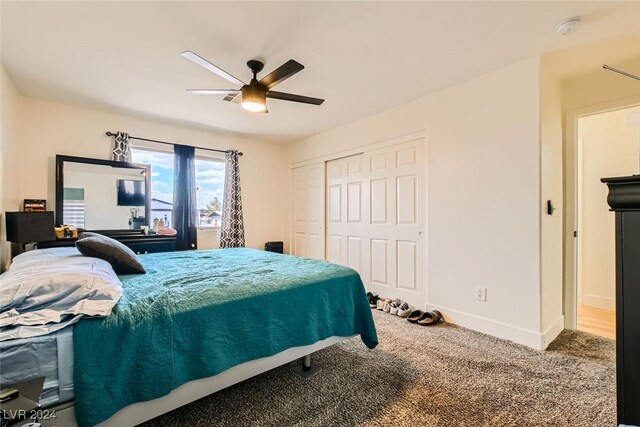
[573,230,577,238]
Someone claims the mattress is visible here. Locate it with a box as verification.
[0,326,74,407]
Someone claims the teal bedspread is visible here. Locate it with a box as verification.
[73,248,378,426]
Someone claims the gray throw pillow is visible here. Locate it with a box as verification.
[77,232,101,240]
[76,234,146,275]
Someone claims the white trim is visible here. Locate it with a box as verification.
[195,149,225,161]
[197,225,221,231]
[53,336,352,427]
[541,314,565,350]
[129,140,174,154]
[428,304,563,350]
[582,294,615,312]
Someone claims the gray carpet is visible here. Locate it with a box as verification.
[142,310,615,427]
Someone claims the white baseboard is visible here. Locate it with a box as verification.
[541,314,565,350]
[582,294,615,311]
[428,304,563,350]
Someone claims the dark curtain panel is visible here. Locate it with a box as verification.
[220,150,245,248]
[173,144,198,250]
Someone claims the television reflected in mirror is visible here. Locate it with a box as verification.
[56,155,151,231]
[117,179,146,206]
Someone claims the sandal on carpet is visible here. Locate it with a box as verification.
[397,302,412,318]
[407,309,424,323]
[417,310,443,326]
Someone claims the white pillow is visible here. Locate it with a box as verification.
[9,247,82,270]
[0,250,122,341]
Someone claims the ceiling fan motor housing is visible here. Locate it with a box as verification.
[247,60,265,74]
[242,84,267,100]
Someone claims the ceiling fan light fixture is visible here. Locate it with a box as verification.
[241,85,267,113]
[242,101,267,113]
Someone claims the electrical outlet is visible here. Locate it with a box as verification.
[475,287,487,302]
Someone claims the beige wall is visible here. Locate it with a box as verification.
[289,57,551,349]
[12,96,289,253]
[1,66,22,271]
[577,107,640,311]
[539,55,565,345]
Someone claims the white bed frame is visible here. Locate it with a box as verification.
[42,335,351,427]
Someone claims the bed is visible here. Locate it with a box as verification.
[0,247,378,427]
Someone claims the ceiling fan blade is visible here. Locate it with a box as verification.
[259,60,304,89]
[266,91,324,105]
[223,93,242,104]
[187,89,241,95]
[181,51,245,86]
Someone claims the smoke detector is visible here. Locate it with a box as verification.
[556,17,582,35]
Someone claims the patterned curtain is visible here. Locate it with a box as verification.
[111,132,132,162]
[220,150,245,248]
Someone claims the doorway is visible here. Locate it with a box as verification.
[575,105,640,339]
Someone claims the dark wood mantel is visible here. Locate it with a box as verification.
[601,175,640,426]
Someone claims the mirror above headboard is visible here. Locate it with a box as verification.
[55,155,151,231]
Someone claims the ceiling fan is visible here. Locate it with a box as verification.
[181,51,325,113]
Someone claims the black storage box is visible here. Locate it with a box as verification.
[265,241,284,254]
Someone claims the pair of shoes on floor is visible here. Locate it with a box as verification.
[387,298,405,314]
[384,298,401,313]
[397,302,412,318]
[407,309,443,326]
[367,292,380,308]
[373,296,413,318]
[374,297,394,311]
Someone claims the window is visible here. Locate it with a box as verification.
[63,187,85,228]
[130,146,225,229]
[195,155,225,227]
[130,146,174,228]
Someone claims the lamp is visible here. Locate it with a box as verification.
[241,85,267,113]
[5,211,55,255]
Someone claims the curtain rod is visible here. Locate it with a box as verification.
[603,65,640,81]
[105,132,243,156]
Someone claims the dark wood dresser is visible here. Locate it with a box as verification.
[37,230,176,255]
[602,175,640,426]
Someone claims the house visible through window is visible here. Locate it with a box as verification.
[195,154,225,227]
[130,146,225,228]
[130,146,174,228]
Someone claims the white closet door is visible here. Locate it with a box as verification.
[326,154,367,269]
[326,139,426,308]
[291,163,325,259]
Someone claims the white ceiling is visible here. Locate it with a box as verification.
[2,1,640,144]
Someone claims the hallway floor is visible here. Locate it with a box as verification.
[577,305,616,339]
